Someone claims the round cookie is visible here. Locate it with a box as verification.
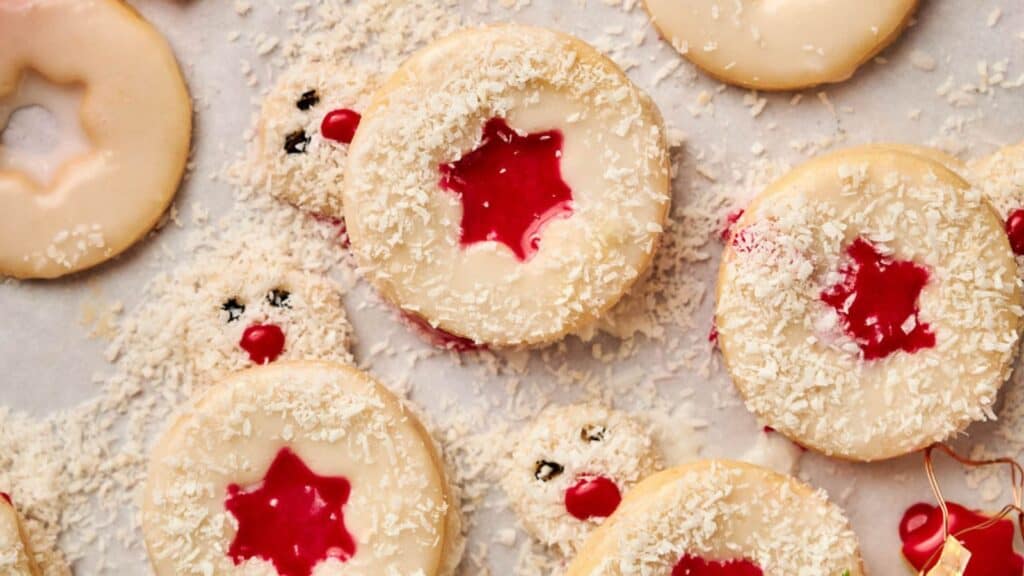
[716,146,1022,461]
[142,361,463,576]
[502,404,662,556]
[0,0,191,279]
[970,141,1024,259]
[179,260,355,382]
[0,494,40,576]
[343,25,671,347]
[254,61,376,217]
[643,0,918,90]
[566,460,864,576]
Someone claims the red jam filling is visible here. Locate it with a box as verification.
[564,475,621,521]
[320,108,361,144]
[720,209,745,241]
[673,554,764,576]
[1005,208,1024,255]
[239,324,286,364]
[820,237,935,360]
[225,447,356,576]
[900,501,1023,576]
[402,312,480,352]
[439,117,573,261]
[0,492,10,505]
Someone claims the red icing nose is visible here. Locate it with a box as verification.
[320,108,361,144]
[564,476,621,521]
[1005,208,1024,255]
[673,554,763,576]
[899,501,1024,576]
[240,324,286,364]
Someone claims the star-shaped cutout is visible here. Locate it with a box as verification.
[900,501,1024,576]
[673,554,763,576]
[820,237,935,360]
[439,117,574,261]
[224,447,356,576]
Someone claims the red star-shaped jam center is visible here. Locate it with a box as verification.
[820,237,935,360]
[673,554,764,576]
[225,447,356,576]
[900,501,1024,576]
[438,117,574,261]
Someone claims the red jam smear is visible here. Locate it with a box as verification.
[0,492,10,505]
[673,554,764,576]
[900,501,1023,576]
[402,312,480,352]
[720,209,745,242]
[239,324,286,364]
[225,447,356,576]
[320,108,361,144]
[564,475,621,521]
[439,117,573,261]
[820,237,935,360]
[1005,208,1024,255]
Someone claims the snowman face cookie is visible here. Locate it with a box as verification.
[502,404,662,556]
[254,61,377,218]
[181,263,354,382]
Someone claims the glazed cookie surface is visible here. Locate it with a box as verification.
[0,0,191,278]
[254,61,376,217]
[0,494,39,576]
[344,25,670,347]
[643,0,917,90]
[970,142,1024,260]
[142,362,462,576]
[502,404,662,555]
[566,460,863,576]
[716,146,1021,461]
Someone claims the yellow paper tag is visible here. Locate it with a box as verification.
[924,536,972,576]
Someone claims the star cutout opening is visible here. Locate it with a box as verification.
[224,447,356,576]
[820,237,935,360]
[673,554,763,576]
[439,117,574,261]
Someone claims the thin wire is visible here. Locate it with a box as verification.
[918,443,1024,574]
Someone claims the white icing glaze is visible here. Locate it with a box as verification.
[0,70,90,186]
[739,429,802,476]
[142,361,462,576]
[0,497,39,576]
[643,0,918,90]
[255,61,377,217]
[567,460,864,576]
[0,0,191,279]
[716,146,1022,461]
[502,404,662,556]
[343,25,670,347]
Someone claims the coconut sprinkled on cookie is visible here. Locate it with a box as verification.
[716,147,1022,461]
[344,24,670,347]
[250,60,377,217]
[502,404,662,556]
[566,461,863,576]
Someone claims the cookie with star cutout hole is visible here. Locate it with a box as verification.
[716,145,1022,462]
[343,25,671,347]
[501,404,663,556]
[141,361,463,576]
[970,142,1024,265]
[253,60,377,217]
[566,460,864,576]
[0,494,40,576]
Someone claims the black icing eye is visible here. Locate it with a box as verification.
[284,130,310,154]
[221,298,245,323]
[295,89,320,111]
[267,288,291,308]
[581,425,607,443]
[534,460,564,482]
